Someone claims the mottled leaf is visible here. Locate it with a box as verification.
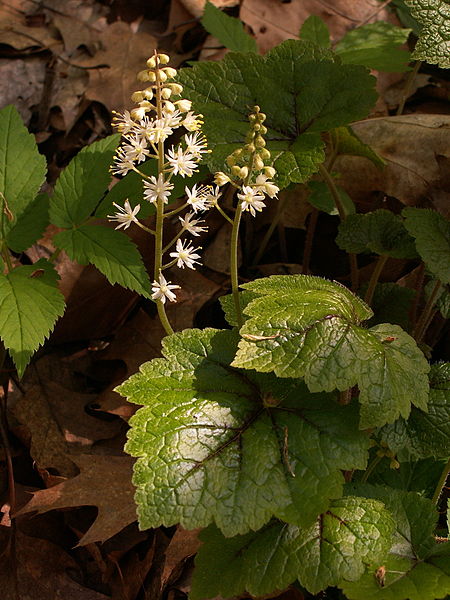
[201,0,257,53]
[405,0,450,67]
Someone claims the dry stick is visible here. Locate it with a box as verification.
[397,61,422,115]
[364,254,388,306]
[302,207,319,275]
[414,279,442,343]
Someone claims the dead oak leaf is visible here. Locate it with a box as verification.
[16,454,137,546]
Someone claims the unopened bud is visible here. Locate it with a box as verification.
[260,125,267,134]
[143,88,154,100]
[169,83,183,95]
[231,165,242,177]
[239,166,249,179]
[163,100,176,113]
[260,148,271,160]
[176,99,192,112]
[226,155,236,167]
[214,171,230,186]
[255,135,266,148]
[131,106,147,120]
[131,91,145,103]
[158,70,168,82]
[264,166,276,178]
[254,155,265,170]
[163,67,177,78]
[161,87,172,99]
[158,53,170,64]
[137,70,151,82]
[146,56,157,68]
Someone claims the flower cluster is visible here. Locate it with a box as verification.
[214,106,279,216]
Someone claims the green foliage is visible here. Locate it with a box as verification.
[177,40,377,188]
[403,207,450,284]
[307,180,355,216]
[231,275,429,428]
[201,0,257,53]
[5,193,49,253]
[368,457,446,496]
[390,0,421,34]
[365,283,415,329]
[0,259,65,377]
[405,0,450,67]
[336,209,417,258]
[120,328,369,536]
[49,134,121,228]
[299,15,331,47]
[0,105,47,239]
[54,225,150,298]
[342,485,450,600]
[335,22,411,72]
[330,126,386,168]
[379,362,450,460]
[191,497,395,599]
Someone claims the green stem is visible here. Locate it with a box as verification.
[364,254,388,306]
[163,202,188,218]
[361,454,384,484]
[215,202,234,225]
[230,203,244,328]
[432,456,450,506]
[253,193,289,266]
[1,244,13,273]
[162,228,184,254]
[135,221,155,235]
[318,163,346,220]
[397,60,422,116]
[413,279,442,343]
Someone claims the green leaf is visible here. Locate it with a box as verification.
[335,22,411,72]
[426,281,450,319]
[120,328,369,536]
[49,134,121,228]
[0,259,65,377]
[299,16,331,48]
[232,275,429,428]
[201,0,257,53]
[391,0,422,34]
[336,209,417,258]
[95,162,210,219]
[330,126,385,169]
[380,362,450,460]
[53,225,150,297]
[365,282,414,329]
[367,457,446,496]
[342,485,450,600]
[219,290,257,327]
[404,0,450,67]
[177,40,377,188]
[403,207,450,284]
[307,180,355,216]
[191,497,395,599]
[0,105,46,238]
[5,193,49,252]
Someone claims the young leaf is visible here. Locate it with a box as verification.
[232,275,429,428]
[307,180,355,216]
[201,0,257,53]
[330,126,385,169]
[299,15,330,48]
[336,209,417,258]
[0,259,65,377]
[120,328,369,536]
[342,485,450,600]
[49,134,121,228]
[0,105,46,238]
[191,497,395,599]
[5,193,49,253]
[379,362,450,460]
[403,207,450,284]
[335,22,411,72]
[404,0,450,67]
[176,40,377,188]
[53,225,150,298]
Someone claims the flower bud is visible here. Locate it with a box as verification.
[169,83,183,96]
[146,56,157,68]
[176,99,192,112]
[226,155,236,167]
[239,166,249,179]
[137,70,151,82]
[143,88,154,99]
[161,87,172,99]
[131,106,147,120]
[260,125,267,134]
[231,165,242,177]
[264,166,276,178]
[255,135,266,148]
[158,70,168,82]
[254,155,265,170]
[131,91,145,102]
[158,53,170,64]
[214,171,230,186]
[260,148,271,160]
[163,100,176,113]
[163,67,177,78]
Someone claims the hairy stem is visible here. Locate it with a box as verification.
[432,456,450,506]
[364,254,388,306]
[414,279,442,343]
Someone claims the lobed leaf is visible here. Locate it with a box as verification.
[49,134,121,228]
[342,485,450,600]
[120,328,369,537]
[191,497,395,599]
[54,225,150,297]
[299,15,331,48]
[379,362,450,460]
[336,209,417,258]
[335,22,411,72]
[0,259,65,377]
[0,105,47,238]
[403,207,450,284]
[5,193,49,253]
[201,0,257,53]
[232,275,429,428]
[404,0,450,68]
[177,40,377,188]
[330,126,385,169]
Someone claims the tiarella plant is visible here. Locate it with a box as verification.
[0,4,449,598]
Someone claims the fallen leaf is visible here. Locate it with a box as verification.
[0,58,46,124]
[178,0,239,18]
[79,21,157,113]
[162,527,202,588]
[16,454,136,546]
[240,0,395,54]
[335,114,450,212]
[0,528,108,600]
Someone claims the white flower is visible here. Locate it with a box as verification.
[122,135,150,164]
[179,212,208,236]
[253,174,279,198]
[182,111,203,132]
[166,146,199,177]
[206,185,221,206]
[111,147,135,176]
[238,186,266,217]
[184,132,208,157]
[185,184,212,212]
[151,273,180,304]
[169,238,202,270]
[139,116,173,144]
[161,109,183,128]
[107,200,140,229]
[112,110,136,135]
[144,174,174,204]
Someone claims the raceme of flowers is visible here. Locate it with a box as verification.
[107,52,279,306]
